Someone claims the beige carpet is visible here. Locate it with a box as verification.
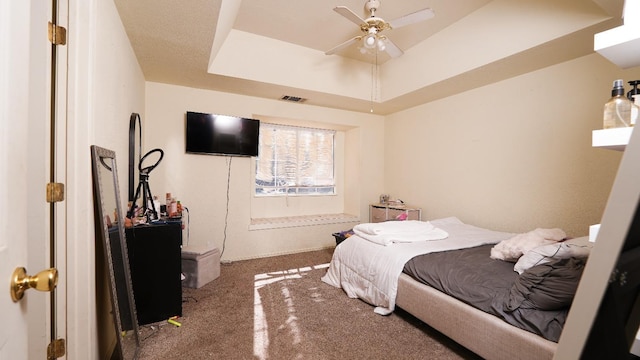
[137,248,482,360]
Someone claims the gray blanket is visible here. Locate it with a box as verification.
[403,244,580,342]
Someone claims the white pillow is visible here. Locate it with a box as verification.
[490,228,566,262]
[513,242,590,274]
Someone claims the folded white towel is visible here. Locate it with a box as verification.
[353,223,385,235]
[355,220,435,235]
[353,220,449,246]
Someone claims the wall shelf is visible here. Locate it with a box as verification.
[593,1,640,69]
[594,24,640,69]
[592,127,633,151]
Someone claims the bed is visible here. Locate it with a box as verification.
[321,217,591,360]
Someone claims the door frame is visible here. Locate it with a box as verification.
[52,0,69,358]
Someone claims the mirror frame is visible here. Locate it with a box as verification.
[556,125,640,358]
[129,113,142,204]
[91,145,140,359]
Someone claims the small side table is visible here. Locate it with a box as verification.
[369,203,422,223]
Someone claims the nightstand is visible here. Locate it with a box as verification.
[369,203,422,223]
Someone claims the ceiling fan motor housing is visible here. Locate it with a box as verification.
[363,0,389,33]
[365,0,381,14]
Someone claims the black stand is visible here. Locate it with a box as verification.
[127,148,163,220]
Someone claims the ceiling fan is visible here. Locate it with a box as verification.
[325,0,435,58]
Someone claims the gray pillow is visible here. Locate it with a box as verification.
[505,257,586,311]
[513,242,590,274]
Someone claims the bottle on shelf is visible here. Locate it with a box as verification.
[170,197,178,217]
[165,192,172,210]
[603,79,635,129]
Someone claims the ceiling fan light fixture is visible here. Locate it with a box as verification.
[377,38,386,51]
[364,33,377,49]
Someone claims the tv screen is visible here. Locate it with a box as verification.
[185,111,260,157]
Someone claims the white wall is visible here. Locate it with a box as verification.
[385,53,639,237]
[144,82,385,260]
[66,0,145,358]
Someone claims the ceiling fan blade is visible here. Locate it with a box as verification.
[388,8,435,29]
[325,36,362,55]
[382,37,404,58]
[334,6,367,26]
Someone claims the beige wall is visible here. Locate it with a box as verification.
[385,53,639,237]
[65,0,146,357]
[144,82,385,260]
[144,55,639,260]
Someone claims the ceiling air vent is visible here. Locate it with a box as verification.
[280,95,307,103]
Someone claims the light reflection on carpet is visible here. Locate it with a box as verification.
[253,263,330,360]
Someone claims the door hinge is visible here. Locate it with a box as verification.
[48,22,67,45]
[47,338,66,359]
[46,183,65,203]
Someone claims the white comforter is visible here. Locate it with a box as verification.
[321,217,514,315]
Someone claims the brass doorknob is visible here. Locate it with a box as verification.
[10,267,58,302]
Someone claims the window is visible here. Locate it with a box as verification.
[256,123,335,196]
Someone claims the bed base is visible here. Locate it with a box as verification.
[396,273,557,360]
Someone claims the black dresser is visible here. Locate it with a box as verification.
[125,221,182,325]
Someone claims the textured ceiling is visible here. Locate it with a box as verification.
[114,0,622,114]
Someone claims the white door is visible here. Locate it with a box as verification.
[1,1,67,359]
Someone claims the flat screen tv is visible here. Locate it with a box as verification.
[185,111,260,157]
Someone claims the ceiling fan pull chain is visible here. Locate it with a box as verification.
[370,51,378,113]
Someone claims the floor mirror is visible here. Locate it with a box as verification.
[91,145,140,360]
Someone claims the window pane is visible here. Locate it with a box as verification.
[256,123,335,196]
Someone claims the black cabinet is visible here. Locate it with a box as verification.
[125,221,182,325]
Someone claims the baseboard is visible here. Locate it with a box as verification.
[220,245,334,263]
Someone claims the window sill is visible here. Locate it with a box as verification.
[249,213,360,231]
